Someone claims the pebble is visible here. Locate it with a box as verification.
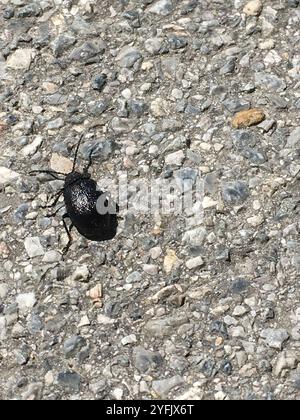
[24,237,44,258]
[0,317,6,341]
[116,46,142,68]
[164,250,180,274]
[255,73,286,92]
[92,74,107,92]
[70,265,90,282]
[165,150,185,166]
[232,108,265,129]
[51,34,76,57]
[0,242,10,259]
[57,372,81,392]
[273,351,298,377]
[243,0,263,16]
[133,346,163,374]
[145,315,189,338]
[121,334,137,346]
[222,181,249,205]
[16,293,36,315]
[50,153,73,174]
[232,305,250,317]
[247,214,265,227]
[145,37,164,55]
[149,0,173,16]
[143,264,158,275]
[152,375,184,397]
[42,251,62,263]
[260,329,290,350]
[186,256,204,270]
[287,127,300,148]
[22,136,43,157]
[126,272,142,284]
[6,48,35,70]
[63,335,86,358]
[150,247,162,260]
[0,167,21,187]
[150,98,169,117]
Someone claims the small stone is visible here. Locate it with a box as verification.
[165,150,185,166]
[69,41,105,63]
[243,0,263,16]
[258,119,275,133]
[47,118,64,130]
[121,334,137,346]
[42,251,62,263]
[255,73,286,92]
[222,181,249,205]
[116,46,141,68]
[183,226,207,246]
[24,237,44,258]
[232,108,265,129]
[22,136,43,157]
[6,48,35,70]
[0,167,21,187]
[247,214,264,227]
[261,328,290,350]
[171,88,184,100]
[57,372,81,392]
[14,203,29,223]
[149,0,173,16]
[145,37,164,55]
[232,305,250,317]
[273,351,298,377]
[264,50,282,67]
[86,284,102,305]
[0,242,10,259]
[50,153,73,174]
[16,293,36,315]
[0,317,7,341]
[92,74,107,92]
[152,375,184,397]
[202,196,218,209]
[287,127,300,148]
[150,247,162,260]
[223,99,250,113]
[133,346,163,373]
[150,98,169,117]
[126,272,142,284]
[63,336,86,358]
[0,284,8,299]
[186,256,204,270]
[78,315,90,328]
[70,265,90,282]
[51,34,76,57]
[143,264,158,276]
[164,250,180,274]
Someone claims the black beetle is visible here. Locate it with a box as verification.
[30,133,118,253]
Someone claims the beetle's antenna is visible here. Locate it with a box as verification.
[72,132,86,172]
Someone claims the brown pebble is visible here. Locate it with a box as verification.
[0,241,10,259]
[232,108,265,129]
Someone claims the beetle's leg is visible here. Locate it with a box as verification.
[83,148,95,175]
[40,189,64,210]
[62,214,74,254]
[45,204,65,218]
[29,170,66,181]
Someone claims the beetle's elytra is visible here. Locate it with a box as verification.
[30,133,118,253]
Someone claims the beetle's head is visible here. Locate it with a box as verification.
[65,171,86,186]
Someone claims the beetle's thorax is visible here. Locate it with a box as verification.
[65,172,84,186]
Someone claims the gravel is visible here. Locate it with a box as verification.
[0,0,300,401]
